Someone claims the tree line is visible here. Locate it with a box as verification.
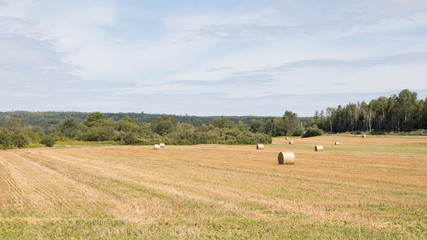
[3,89,423,149]
[0,111,271,130]
[306,89,427,133]
[0,111,304,149]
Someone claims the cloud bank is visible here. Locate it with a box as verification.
[1,0,426,116]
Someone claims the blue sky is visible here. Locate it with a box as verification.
[1,0,426,116]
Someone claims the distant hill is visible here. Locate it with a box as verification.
[0,111,274,129]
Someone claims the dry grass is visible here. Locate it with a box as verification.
[0,135,426,239]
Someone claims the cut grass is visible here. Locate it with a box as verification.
[0,135,426,239]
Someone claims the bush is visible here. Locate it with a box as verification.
[293,128,304,136]
[14,132,30,148]
[0,128,14,149]
[302,126,324,138]
[41,135,56,147]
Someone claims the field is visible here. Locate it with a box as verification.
[0,135,426,239]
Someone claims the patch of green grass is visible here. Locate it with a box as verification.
[54,140,121,148]
[194,213,418,239]
[1,213,423,240]
[0,219,149,240]
[330,145,427,154]
[108,179,174,201]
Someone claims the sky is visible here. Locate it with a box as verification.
[1,0,427,117]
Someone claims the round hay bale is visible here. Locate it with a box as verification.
[160,143,165,148]
[154,144,161,150]
[289,141,294,145]
[256,144,264,150]
[278,152,295,165]
[335,141,340,145]
[362,135,367,138]
[314,145,323,151]
[285,137,290,140]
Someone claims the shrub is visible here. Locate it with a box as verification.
[302,126,324,138]
[0,128,14,149]
[13,132,30,148]
[293,128,304,136]
[41,135,56,147]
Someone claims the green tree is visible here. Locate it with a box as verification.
[41,135,56,147]
[249,119,264,133]
[211,118,235,129]
[283,111,303,136]
[370,97,387,131]
[0,128,14,149]
[59,118,78,139]
[397,89,417,131]
[85,112,106,127]
[4,118,25,133]
[302,125,324,138]
[13,132,30,148]
[416,98,427,129]
[326,107,335,132]
[264,118,287,136]
[118,116,138,132]
[304,118,315,128]
[150,116,178,136]
[387,94,399,131]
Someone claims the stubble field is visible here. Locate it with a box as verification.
[0,135,426,239]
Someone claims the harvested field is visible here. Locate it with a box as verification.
[0,135,426,239]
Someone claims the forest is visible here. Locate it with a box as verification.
[306,89,427,134]
[0,89,425,149]
[0,111,271,130]
[0,111,306,149]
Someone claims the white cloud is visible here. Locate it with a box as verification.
[0,0,427,115]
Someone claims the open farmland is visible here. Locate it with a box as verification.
[0,135,426,239]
